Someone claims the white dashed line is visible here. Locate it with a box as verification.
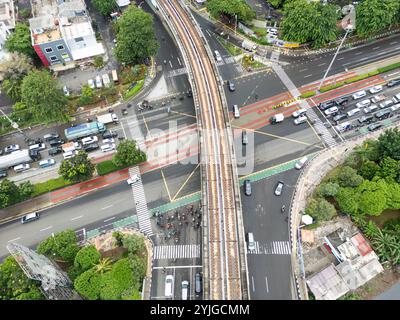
[355,52,362,55]
[8,237,21,242]
[318,63,326,66]
[40,226,52,232]
[372,46,380,50]
[101,205,113,210]
[337,57,344,60]
[104,216,116,223]
[304,74,313,78]
[389,41,398,45]
[299,68,308,72]
[71,215,83,221]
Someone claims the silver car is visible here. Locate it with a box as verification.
[274,181,284,196]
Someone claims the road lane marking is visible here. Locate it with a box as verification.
[299,68,308,72]
[101,205,113,210]
[372,46,380,50]
[8,237,21,242]
[169,60,173,68]
[71,215,83,221]
[355,52,362,55]
[304,74,312,78]
[103,216,116,222]
[342,62,351,66]
[177,57,182,66]
[317,63,326,66]
[153,265,202,269]
[252,276,255,292]
[389,41,398,45]
[40,226,52,232]
[337,57,344,60]
[265,276,269,293]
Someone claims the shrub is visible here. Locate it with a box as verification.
[96,160,128,176]
[305,197,336,221]
[74,268,101,300]
[93,56,104,68]
[320,82,344,92]
[74,245,101,272]
[300,91,316,99]
[123,79,144,100]
[32,177,71,197]
[377,62,400,74]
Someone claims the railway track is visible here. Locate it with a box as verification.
[159,0,245,299]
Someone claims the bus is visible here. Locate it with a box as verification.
[64,122,106,141]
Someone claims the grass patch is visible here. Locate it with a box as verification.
[300,91,316,99]
[303,222,320,230]
[216,36,242,56]
[377,62,400,73]
[122,80,144,100]
[320,82,344,92]
[96,160,129,176]
[32,177,72,197]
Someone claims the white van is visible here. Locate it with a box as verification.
[352,90,367,100]
[294,115,307,125]
[247,232,255,251]
[181,280,189,300]
[165,275,174,299]
[292,108,307,118]
[233,105,240,118]
[214,50,222,62]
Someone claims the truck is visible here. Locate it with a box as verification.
[270,113,285,124]
[0,149,41,169]
[96,113,119,125]
[242,40,257,51]
[64,121,106,141]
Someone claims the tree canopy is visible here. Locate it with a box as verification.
[74,245,101,273]
[92,0,117,16]
[114,6,158,65]
[112,139,147,167]
[21,70,69,124]
[59,150,95,183]
[36,229,79,263]
[4,23,35,57]
[207,0,256,23]
[0,179,33,209]
[305,197,336,221]
[376,128,400,161]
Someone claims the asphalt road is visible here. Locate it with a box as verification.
[242,169,301,299]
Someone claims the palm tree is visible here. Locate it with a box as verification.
[371,228,399,264]
[95,258,113,274]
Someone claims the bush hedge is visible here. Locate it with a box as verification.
[96,160,129,176]
[300,91,316,99]
[123,80,144,100]
[377,62,400,74]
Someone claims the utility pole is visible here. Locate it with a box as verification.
[317,25,353,92]
[234,14,238,35]
[0,108,29,140]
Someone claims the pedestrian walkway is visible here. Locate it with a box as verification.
[247,241,291,255]
[153,244,201,260]
[129,167,153,236]
[305,109,338,147]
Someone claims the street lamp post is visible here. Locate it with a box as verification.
[234,14,238,35]
[317,25,353,92]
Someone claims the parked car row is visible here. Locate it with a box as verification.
[88,74,112,89]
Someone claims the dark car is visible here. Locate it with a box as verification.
[318,100,336,111]
[43,133,60,141]
[333,113,348,122]
[367,122,383,131]
[187,88,192,98]
[335,96,349,105]
[102,130,118,139]
[387,78,400,87]
[358,115,374,124]
[49,138,65,147]
[27,138,44,146]
[244,179,252,196]
[227,80,235,92]
[122,109,128,115]
[0,170,7,178]
[48,146,63,156]
[195,272,202,296]
[83,143,99,152]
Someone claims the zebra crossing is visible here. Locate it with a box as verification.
[129,167,153,236]
[247,241,292,255]
[305,108,338,147]
[153,244,201,260]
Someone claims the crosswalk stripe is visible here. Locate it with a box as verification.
[153,244,201,260]
[247,241,291,255]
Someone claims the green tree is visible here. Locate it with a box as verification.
[377,157,400,182]
[355,139,380,162]
[78,85,95,106]
[112,139,147,167]
[358,160,379,180]
[370,228,400,265]
[335,187,359,215]
[387,183,400,209]
[121,288,141,300]
[99,272,120,300]
[59,150,95,183]
[129,255,146,290]
[18,181,34,199]
[356,0,400,37]
[0,179,32,208]
[122,234,146,256]
[92,0,116,16]
[21,70,69,124]
[114,6,158,65]
[356,180,389,216]
[0,256,43,300]
[376,128,400,161]
[4,23,35,57]
[316,182,340,198]
[95,258,113,274]
[12,102,33,122]
[74,268,101,300]
[207,0,256,23]
[268,0,285,8]
[37,229,79,263]
[337,166,364,188]
[305,197,336,221]
[74,245,101,273]
[281,0,338,48]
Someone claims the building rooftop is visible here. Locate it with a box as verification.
[0,0,15,29]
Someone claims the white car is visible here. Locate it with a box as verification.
[347,108,361,117]
[81,136,98,145]
[63,150,75,159]
[379,100,394,109]
[363,105,378,114]
[356,99,371,109]
[352,90,367,100]
[294,115,307,125]
[102,74,111,87]
[267,28,278,35]
[102,138,115,144]
[39,158,56,168]
[63,85,70,96]
[292,108,307,118]
[88,79,95,89]
[369,85,383,94]
[324,106,338,116]
[101,143,116,152]
[295,156,308,170]
[14,163,30,172]
[127,174,140,185]
[95,75,103,88]
[390,104,400,112]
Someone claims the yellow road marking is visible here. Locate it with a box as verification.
[232,125,324,148]
[172,164,200,201]
[161,169,172,202]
